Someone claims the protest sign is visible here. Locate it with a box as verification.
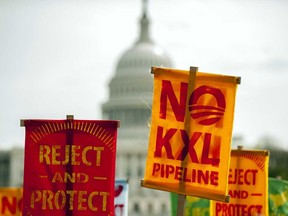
[114,179,129,216]
[142,67,240,202]
[211,148,269,215]
[0,188,22,216]
[22,117,119,216]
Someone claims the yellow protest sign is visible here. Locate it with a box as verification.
[211,149,269,215]
[0,188,22,216]
[141,67,240,202]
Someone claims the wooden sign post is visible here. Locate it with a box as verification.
[177,66,198,216]
[177,194,186,216]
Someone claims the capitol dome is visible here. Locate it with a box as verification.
[114,7,172,77]
[115,42,172,77]
[101,1,173,215]
[102,4,172,129]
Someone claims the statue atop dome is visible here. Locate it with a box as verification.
[136,0,151,44]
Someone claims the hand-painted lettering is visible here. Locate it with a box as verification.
[39,145,104,166]
[154,126,221,166]
[228,169,258,185]
[1,196,22,214]
[152,162,219,186]
[30,189,109,212]
[228,190,248,199]
[159,80,226,126]
[159,80,188,122]
[51,172,89,183]
[215,202,263,216]
[154,127,176,159]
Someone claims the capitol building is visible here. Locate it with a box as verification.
[0,1,173,216]
[102,1,173,215]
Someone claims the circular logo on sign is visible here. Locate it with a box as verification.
[189,85,226,125]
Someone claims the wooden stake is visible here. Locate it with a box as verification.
[66,115,74,120]
[20,119,25,127]
[237,145,243,150]
[177,194,186,216]
[66,115,74,216]
[176,66,198,216]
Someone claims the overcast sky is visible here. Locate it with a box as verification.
[1,0,288,150]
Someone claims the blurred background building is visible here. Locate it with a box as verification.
[0,147,23,187]
[101,1,172,215]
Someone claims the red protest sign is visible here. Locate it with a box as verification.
[22,118,119,216]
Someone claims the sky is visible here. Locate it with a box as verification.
[1,0,288,150]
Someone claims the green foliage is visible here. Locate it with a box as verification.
[268,150,288,180]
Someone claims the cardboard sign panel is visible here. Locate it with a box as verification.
[142,67,240,202]
[0,188,22,216]
[211,149,269,216]
[22,119,119,216]
[114,179,129,216]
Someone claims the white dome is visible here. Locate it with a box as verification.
[102,5,173,129]
[115,42,172,77]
